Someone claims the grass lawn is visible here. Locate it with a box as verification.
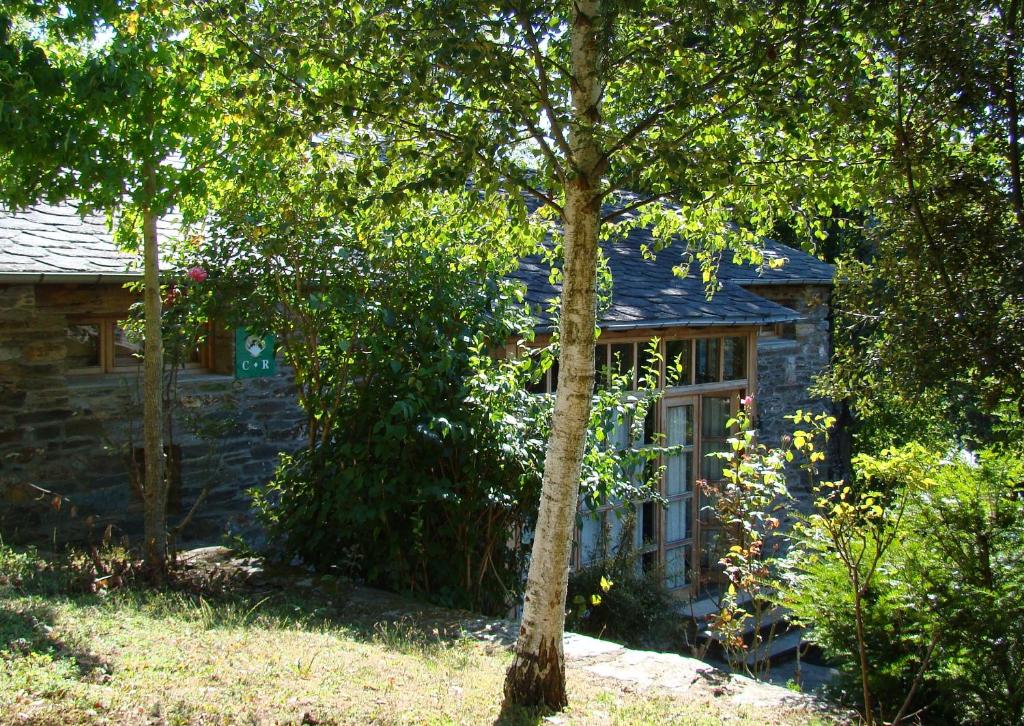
[0,546,829,725]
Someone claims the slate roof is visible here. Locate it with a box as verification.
[0,203,140,282]
[0,200,833,330]
[511,224,834,331]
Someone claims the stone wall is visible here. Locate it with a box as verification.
[749,283,835,505]
[0,282,305,547]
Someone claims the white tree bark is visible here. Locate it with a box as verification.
[141,161,167,577]
[504,0,605,709]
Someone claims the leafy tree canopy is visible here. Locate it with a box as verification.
[818,0,1024,446]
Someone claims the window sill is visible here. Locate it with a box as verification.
[66,368,237,390]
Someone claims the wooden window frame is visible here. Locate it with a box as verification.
[67,317,213,375]
[661,393,697,591]
[525,328,760,596]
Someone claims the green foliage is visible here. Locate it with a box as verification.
[0,0,229,220]
[566,536,681,650]
[782,446,1024,725]
[814,1,1024,446]
[196,0,875,272]
[223,192,540,613]
[699,403,825,678]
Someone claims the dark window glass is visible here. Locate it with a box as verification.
[695,338,720,384]
[594,344,609,389]
[636,340,658,388]
[641,501,656,543]
[113,324,143,368]
[665,339,691,385]
[66,324,100,369]
[723,336,747,380]
[611,342,635,385]
[526,367,547,394]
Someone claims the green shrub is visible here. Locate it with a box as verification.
[566,531,682,649]
[782,446,1024,725]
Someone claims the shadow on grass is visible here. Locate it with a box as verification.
[0,601,112,681]
[493,698,551,726]
[4,544,486,660]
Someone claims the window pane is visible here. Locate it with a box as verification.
[665,404,693,446]
[641,501,656,544]
[699,484,720,525]
[701,440,729,482]
[609,412,630,450]
[637,340,658,388]
[665,545,691,589]
[667,450,693,496]
[642,403,657,445]
[634,505,647,551]
[723,336,747,380]
[700,528,722,572]
[701,395,731,437]
[666,499,689,542]
[594,344,609,389]
[611,343,635,385]
[665,339,691,385]
[113,324,143,367]
[66,324,100,369]
[579,513,601,566]
[695,338,720,383]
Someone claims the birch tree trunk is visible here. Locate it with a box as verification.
[141,161,167,579]
[503,0,605,709]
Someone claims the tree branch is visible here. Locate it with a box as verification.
[516,7,574,166]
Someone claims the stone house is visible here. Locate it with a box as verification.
[0,203,832,595]
[512,223,833,595]
[0,203,304,544]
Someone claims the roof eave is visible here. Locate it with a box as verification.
[0,271,142,284]
[532,311,803,334]
[734,277,833,287]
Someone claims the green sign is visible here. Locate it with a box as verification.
[235,328,277,379]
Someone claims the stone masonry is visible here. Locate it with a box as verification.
[0,282,305,546]
[750,283,834,508]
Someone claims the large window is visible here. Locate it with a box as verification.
[542,330,755,595]
[576,403,659,572]
[662,397,695,589]
[530,333,750,395]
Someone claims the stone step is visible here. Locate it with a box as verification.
[699,605,791,643]
[738,628,804,668]
[682,591,754,621]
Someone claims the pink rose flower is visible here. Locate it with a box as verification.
[741,395,754,408]
[187,266,208,283]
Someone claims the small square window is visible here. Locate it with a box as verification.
[665,339,691,385]
[65,324,101,370]
[113,323,144,369]
[723,336,747,380]
[695,338,720,384]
